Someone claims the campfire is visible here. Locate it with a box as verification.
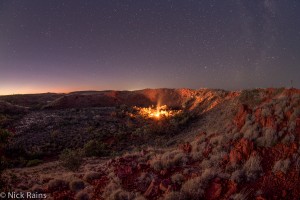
[134,105,181,119]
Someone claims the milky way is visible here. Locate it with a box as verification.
[0,0,300,94]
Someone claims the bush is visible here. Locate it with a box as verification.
[290,107,300,121]
[84,172,102,182]
[26,159,43,167]
[48,179,68,192]
[0,129,11,144]
[75,190,90,200]
[230,189,251,200]
[288,122,296,133]
[181,177,204,199]
[149,150,189,171]
[261,106,272,117]
[256,128,278,147]
[200,168,218,185]
[70,180,85,192]
[59,149,83,171]
[243,155,263,181]
[108,188,135,200]
[281,134,295,144]
[31,185,44,193]
[239,89,261,106]
[295,157,300,171]
[83,140,109,157]
[230,169,245,183]
[171,173,185,185]
[210,135,227,146]
[200,159,214,169]
[243,129,259,141]
[273,159,291,174]
[0,129,11,189]
[164,191,183,200]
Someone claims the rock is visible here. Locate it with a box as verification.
[282,190,287,198]
[159,179,171,191]
[224,180,237,199]
[203,144,212,158]
[229,138,253,164]
[116,165,133,178]
[178,142,192,153]
[205,178,222,200]
[234,104,251,130]
[144,179,159,198]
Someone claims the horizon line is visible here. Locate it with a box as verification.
[0,87,297,96]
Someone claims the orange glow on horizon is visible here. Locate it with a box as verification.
[0,87,79,95]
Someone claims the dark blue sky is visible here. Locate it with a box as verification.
[0,0,299,94]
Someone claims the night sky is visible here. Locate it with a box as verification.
[0,0,300,95]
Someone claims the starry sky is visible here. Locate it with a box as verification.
[0,0,300,95]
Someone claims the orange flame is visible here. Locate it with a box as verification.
[135,105,180,119]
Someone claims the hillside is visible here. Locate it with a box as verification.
[1,88,300,200]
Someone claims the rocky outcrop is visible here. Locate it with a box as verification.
[229,138,254,165]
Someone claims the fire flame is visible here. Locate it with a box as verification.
[135,105,180,119]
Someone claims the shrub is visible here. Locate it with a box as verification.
[75,190,90,200]
[48,179,68,192]
[102,181,122,199]
[243,155,263,181]
[84,172,102,182]
[59,149,83,171]
[242,123,260,141]
[69,180,85,192]
[83,140,109,157]
[0,129,11,189]
[190,151,203,161]
[26,159,43,167]
[281,134,295,144]
[150,159,163,171]
[200,159,214,169]
[210,135,228,146]
[171,173,185,185]
[191,141,206,153]
[164,191,184,200]
[150,150,189,171]
[239,89,261,106]
[108,188,135,200]
[273,88,285,96]
[232,132,242,141]
[0,129,11,144]
[230,169,245,183]
[181,177,204,199]
[31,185,44,193]
[230,189,251,200]
[273,159,291,174]
[288,121,296,133]
[256,128,278,147]
[200,168,218,185]
[290,107,300,121]
[261,107,272,117]
[208,151,227,166]
[296,157,300,171]
[243,129,259,141]
[134,196,146,200]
